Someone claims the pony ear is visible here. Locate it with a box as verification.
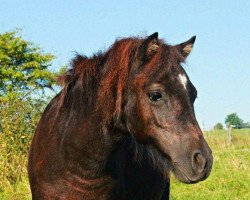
[176,36,196,58]
[139,32,159,61]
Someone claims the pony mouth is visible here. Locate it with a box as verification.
[172,162,200,184]
[170,153,213,184]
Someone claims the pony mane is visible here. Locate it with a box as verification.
[57,37,142,131]
[57,35,184,133]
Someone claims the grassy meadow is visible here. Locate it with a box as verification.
[0,128,249,199]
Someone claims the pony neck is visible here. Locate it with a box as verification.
[61,107,125,175]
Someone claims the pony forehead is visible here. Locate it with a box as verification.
[139,48,186,86]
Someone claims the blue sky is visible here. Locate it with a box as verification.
[1,0,249,129]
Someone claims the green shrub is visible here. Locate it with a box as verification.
[0,97,47,192]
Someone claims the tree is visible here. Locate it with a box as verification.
[0,30,58,99]
[214,123,223,130]
[225,113,244,129]
[0,30,63,186]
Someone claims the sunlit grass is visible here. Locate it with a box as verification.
[0,178,31,200]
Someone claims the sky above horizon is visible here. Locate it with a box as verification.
[1,0,249,129]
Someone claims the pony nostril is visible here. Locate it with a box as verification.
[192,152,206,173]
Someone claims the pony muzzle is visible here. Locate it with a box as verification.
[172,148,213,184]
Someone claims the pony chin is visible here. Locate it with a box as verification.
[133,141,173,176]
[172,165,197,184]
[135,141,205,184]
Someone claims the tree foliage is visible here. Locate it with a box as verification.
[225,113,244,129]
[243,122,250,129]
[0,30,57,98]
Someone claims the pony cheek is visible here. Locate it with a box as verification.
[124,107,152,143]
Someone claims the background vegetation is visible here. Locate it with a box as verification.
[0,30,249,199]
[0,98,46,200]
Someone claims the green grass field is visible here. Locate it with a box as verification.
[0,129,249,200]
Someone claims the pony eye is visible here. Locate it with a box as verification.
[148,91,162,101]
